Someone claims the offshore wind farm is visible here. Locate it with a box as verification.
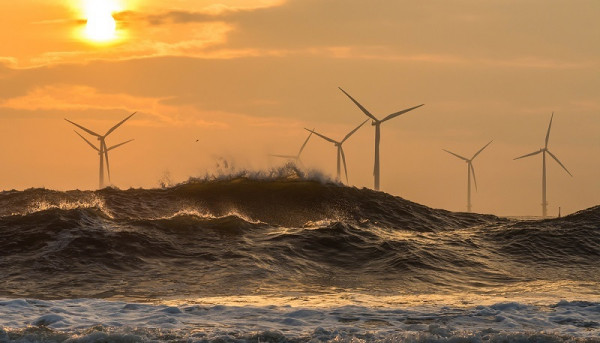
[1,92,598,341]
[0,1,599,342]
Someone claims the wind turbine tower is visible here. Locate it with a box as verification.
[514,113,572,218]
[443,141,493,212]
[65,112,136,189]
[339,87,424,190]
[305,119,368,183]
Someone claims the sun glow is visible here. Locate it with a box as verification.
[83,0,120,42]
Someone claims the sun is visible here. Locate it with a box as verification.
[83,0,120,43]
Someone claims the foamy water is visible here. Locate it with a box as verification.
[1,296,599,342]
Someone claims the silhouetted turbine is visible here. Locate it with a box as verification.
[305,119,368,184]
[443,140,493,212]
[514,113,572,218]
[65,112,136,189]
[270,129,314,167]
[339,87,424,190]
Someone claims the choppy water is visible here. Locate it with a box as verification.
[1,168,599,342]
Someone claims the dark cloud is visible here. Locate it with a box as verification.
[114,10,216,26]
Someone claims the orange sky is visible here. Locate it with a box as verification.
[0,0,599,216]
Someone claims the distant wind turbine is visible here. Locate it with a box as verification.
[339,87,424,190]
[270,129,314,167]
[305,119,368,183]
[514,113,572,218]
[443,140,493,212]
[65,112,136,189]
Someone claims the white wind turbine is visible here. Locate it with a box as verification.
[514,113,572,218]
[443,140,493,212]
[305,119,368,183]
[270,130,313,167]
[339,87,424,190]
[65,112,136,189]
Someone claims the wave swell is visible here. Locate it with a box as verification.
[0,176,598,300]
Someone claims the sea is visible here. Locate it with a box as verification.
[0,166,599,342]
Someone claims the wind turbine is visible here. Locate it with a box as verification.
[270,129,314,167]
[65,112,136,189]
[305,119,368,183]
[514,113,572,218]
[443,140,493,212]
[339,87,424,190]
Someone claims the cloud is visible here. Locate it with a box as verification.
[116,0,285,24]
[17,21,233,68]
[0,82,308,131]
[311,46,598,70]
[118,10,222,26]
[105,0,600,70]
[0,84,204,126]
[0,57,18,70]
[2,84,155,114]
[5,0,599,71]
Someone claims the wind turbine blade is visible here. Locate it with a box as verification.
[338,87,378,121]
[105,112,136,137]
[103,141,111,182]
[545,112,554,149]
[270,154,297,159]
[442,149,469,161]
[381,104,425,123]
[65,119,101,137]
[471,140,493,160]
[340,147,349,184]
[342,119,368,143]
[74,130,99,151]
[546,150,573,177]
[470,162,478,191]
[107,139,134,152]
[304,128,338,144]
[297,129,313,157]
[514,150,542,160]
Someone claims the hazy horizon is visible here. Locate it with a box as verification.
[1,0,599,217]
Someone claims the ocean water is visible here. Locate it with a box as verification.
[1,168,599,342]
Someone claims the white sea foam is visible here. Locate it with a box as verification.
[8,195,113,219]
[155,207,265,225]
[191,161,336,185]
[0,297,598,342]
